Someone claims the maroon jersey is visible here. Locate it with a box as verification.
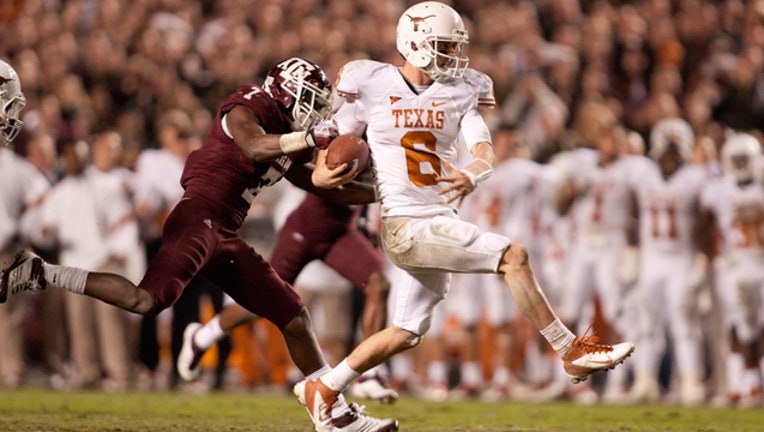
[180,85,312,228]
[138,85,311,326]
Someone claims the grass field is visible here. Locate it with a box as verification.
[2,389,764,432]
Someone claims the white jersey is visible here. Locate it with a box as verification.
[334,59,494,218]
[90,166,146,283]
[40,175,109,269]
[569,155,641,247]
[0,147,50,250]
[133,148,185,239]
[701,175,764,260]
[633,162,708,254]
[134,148,185,210]
[463,158,548,242]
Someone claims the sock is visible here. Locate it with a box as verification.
[461,361,482,388]
[298,364,351,418]
[320,359,360,392]
[390,353,412,385]
[193,316,225,350]
[306,365,331,380]
[727,352,744,395]
[491,366,511,387]
[426,361,447,386]
[540,318,576,357]
[43,263,87,294]
[743,367,762,395]
[318,361,356,419]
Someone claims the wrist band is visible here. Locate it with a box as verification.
[461,169,478,189]
[462,157,493,188]
[279,131,311,153]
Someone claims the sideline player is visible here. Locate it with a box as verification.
[293,2,634,426]
[628,119,710,405]
[698,132,764,407]
[0,57,397,432]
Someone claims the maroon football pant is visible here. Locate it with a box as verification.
[270,204,385,288]
[138,198,303,329]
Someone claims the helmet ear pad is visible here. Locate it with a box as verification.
[268,82,294,113]
[406,41,432,69]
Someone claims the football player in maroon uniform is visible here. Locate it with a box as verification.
[0,57,398,432]
[177,192,399,402]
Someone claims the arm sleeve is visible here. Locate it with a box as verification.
[460,108,492,150]
[333,100,367,137]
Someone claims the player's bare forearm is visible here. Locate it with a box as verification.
[317,180,377,205]
[286,163,377,205]
[227,105,302,162]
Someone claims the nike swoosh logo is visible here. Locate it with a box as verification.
[432,101,446,107]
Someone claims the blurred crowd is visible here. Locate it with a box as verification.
[1,0,764,408]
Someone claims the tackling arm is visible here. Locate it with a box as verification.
[226,105,336,162]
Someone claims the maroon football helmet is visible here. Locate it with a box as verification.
[264,57,334,131]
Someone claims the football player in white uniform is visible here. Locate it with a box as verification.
[0,60,25,148]
[0,59,51,387]
[698,132,764,407]
[555,103,644,403]
[293,2,634,424]
[628,119,711,405]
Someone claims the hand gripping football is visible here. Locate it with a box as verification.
[325,134,370,173]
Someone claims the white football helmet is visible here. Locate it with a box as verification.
[648,118,694,161]
[396,1,469,82]
[721,132,762,184]
[0,60,25,146]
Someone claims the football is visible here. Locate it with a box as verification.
[325,134,370,173]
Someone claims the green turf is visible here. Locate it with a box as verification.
[1,389,764,431]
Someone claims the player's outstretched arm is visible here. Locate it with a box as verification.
[226,105,335,162]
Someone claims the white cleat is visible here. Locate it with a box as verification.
[293,378,339,432]
[348,374,399,404]
[563,333,634,384]
[0,250,46,304]
[294,379,398,432]
[177,322,205,381]
[332,403,399,432]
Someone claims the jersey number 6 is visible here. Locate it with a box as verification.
[401,131,441,187]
